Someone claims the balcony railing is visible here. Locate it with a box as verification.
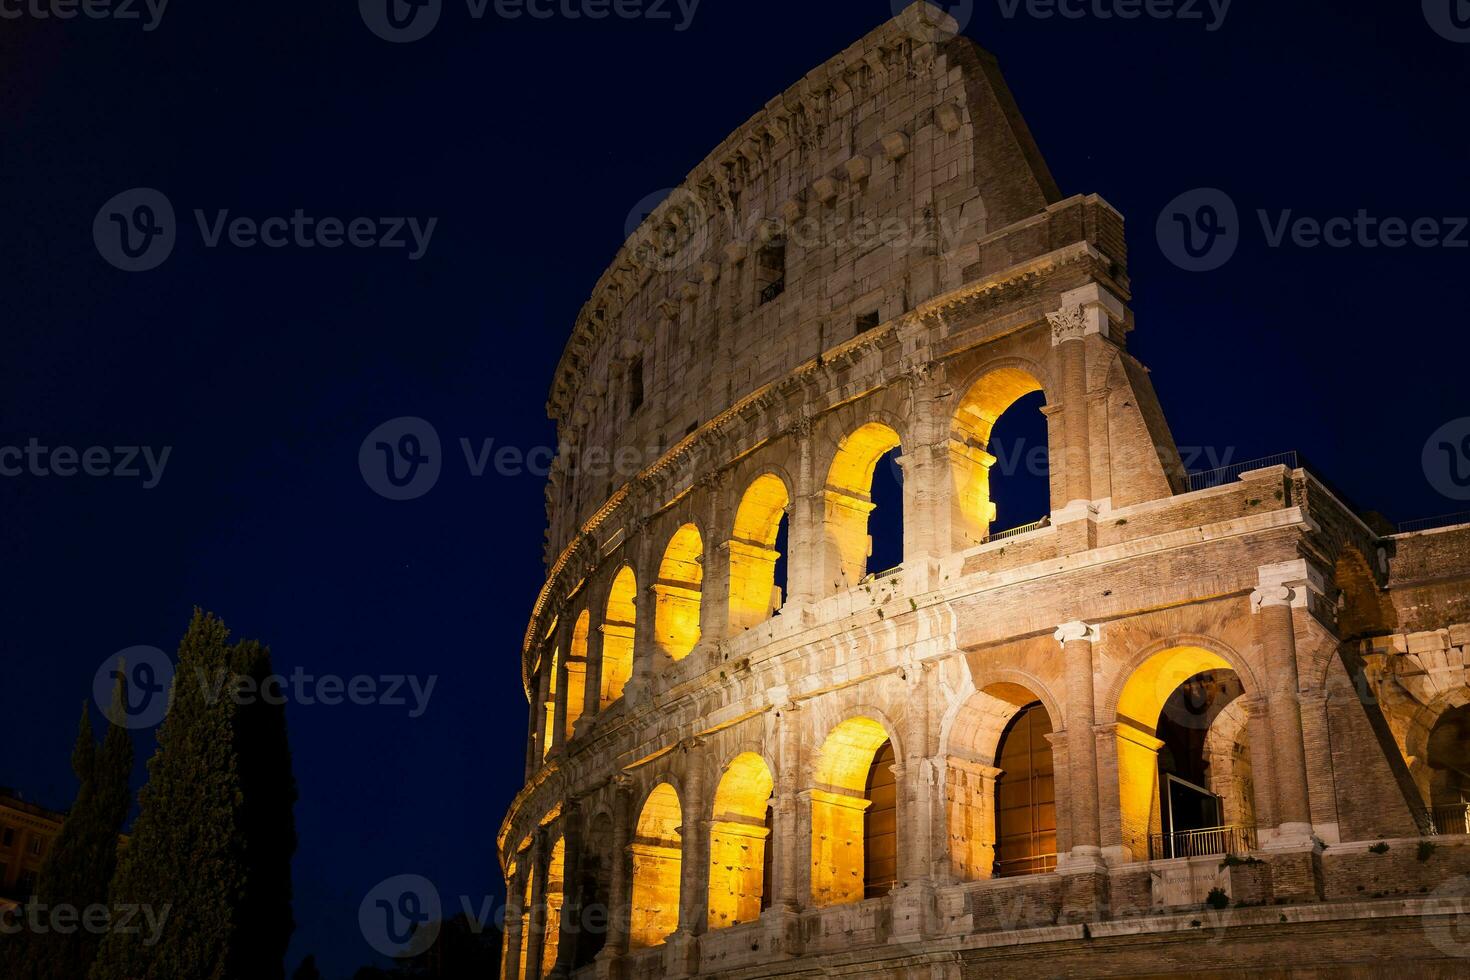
[994,852,1057,878]
[984,517,1051,545]
[1434,803,1470,836]
[1399,512,1470,534]
[1149,825,1257,860]
[1186,452,1300,492]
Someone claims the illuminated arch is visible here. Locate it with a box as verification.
[600,567,637,706]
[629,783,682,948]
[810,716,895,907]
[542,646,560,760]
[654,524,704,661]
[822,422,903,592]
[1113,644,1250,861]
[944,682,1057,880]
[707,752,774,930]
[950,365,1048,546]
[728,474,790,633]
[564,611,590,738]
[539,834,565,976]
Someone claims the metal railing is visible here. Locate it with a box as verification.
[984,517,1051,544]
[994,852,1058,878]
[1186,452,1299,492]
[1149,825,1257,861]
[1399,512,1470,534]
[1434,803,1470,836]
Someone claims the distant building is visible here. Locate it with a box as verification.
[0,789,65,911]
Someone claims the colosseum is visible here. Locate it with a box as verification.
[499,5,1470,977]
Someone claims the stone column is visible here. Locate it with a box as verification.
[1243,695,1278,845]
[596,778,635,975]
[523,830,550,980]
[1048,310,1093,510]
[786,417,823,608]
[668,742,708,976]
[1252,585,1314,846]
[552,636,571,757]
[552,801,584,979]
[524,695,542,782]
[762,699,804,958]
[581,605,605,726]
[503,859,529,980]
[1055,622,1102,863]
[534,654,555,764]
[699,473,732,641]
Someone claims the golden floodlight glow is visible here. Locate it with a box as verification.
[728,474,789,633]
[543,646,560,760]
[708,752,774,930]
[1114,645,1233,860]
[950,367,1045,546]
[823,422,902,588]
[629,783,682,949]
[564,611,589,738]
[654,524,704,661]
[539,834,565,977]
[601,567,637,707]
[810,717,890,907]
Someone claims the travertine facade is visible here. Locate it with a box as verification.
[500,6,1470,977]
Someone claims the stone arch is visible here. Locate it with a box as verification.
[540,832,566,975]
[949,360,1054,548]
[572,809,613,969]
[1202,696,1257,832]
[819,420,905,594]
[707,751,775,930]
[1107,638,1260,862]
[600,565,637,707]
[629,781,682,949]
[728,472,792,633]
[542,643,561,760]
[1405,688,1470,820]
[943,680,1059,881]
[808,712,901,907]
[654,523,704,661]
[1333,546,1397,641]
[564,610,590,739]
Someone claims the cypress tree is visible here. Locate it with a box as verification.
[15,671,134,980]
[226,638,298,980]
[90,610,246,980]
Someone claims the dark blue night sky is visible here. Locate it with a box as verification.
[2,2,1467,976]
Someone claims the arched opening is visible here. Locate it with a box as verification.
[823,422,903,593]
[600,568,636,707]
[728,474,790,633]
[1116,646,1255,861]
[654,524,704,661]
[629,784,682,948]
[951,367,1050,547]
[1334,548,1396,639]
[993,703,1057,878]
[518,854,534,978]
[1428,705,1470,834]
[810,717,894,907]
[539,834,565,976]
[707,753,774,930]
[565,611,589,738]
[501,858,520,980]
[864,741,898,897]
[572,814,612,969]
[542,647,560,760]
[944,683,1056,880]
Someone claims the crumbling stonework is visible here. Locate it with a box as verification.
[500,5,1470,977]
